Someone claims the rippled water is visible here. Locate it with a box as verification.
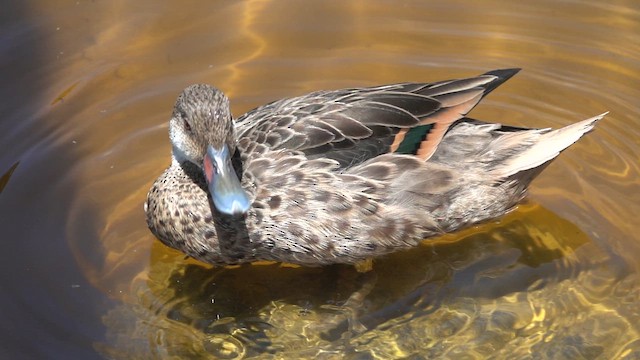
[1,1,639,359]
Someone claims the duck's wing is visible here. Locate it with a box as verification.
[235,69,520,169]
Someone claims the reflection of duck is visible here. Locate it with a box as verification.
[97,204,596,358]
[145,69,605,266]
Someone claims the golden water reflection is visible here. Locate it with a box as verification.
[94,205,639,359]
[5,0,636,358]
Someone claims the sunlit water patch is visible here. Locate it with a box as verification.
[92,205,640,359]
[1,0,639,359]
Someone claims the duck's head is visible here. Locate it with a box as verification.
[169,84,251,216]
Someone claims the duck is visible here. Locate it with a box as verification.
[144,69,605,266]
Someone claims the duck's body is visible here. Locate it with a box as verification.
[145,69,604,266]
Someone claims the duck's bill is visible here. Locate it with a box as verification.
[203,144,251,216]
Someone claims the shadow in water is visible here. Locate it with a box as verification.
[97,203,600,358]
[0,3,111,359]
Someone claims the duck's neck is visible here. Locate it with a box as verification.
[212,210,254,263]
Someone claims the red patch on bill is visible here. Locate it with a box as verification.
[203,153,215,183]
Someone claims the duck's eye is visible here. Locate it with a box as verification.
[179,111,191,132]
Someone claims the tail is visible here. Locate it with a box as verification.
[492,112,608,179]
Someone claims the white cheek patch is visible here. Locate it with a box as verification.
[172,143,191,165]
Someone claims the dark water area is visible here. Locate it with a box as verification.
[1,1,639,359]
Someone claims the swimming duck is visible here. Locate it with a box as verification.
[145,69,604,266]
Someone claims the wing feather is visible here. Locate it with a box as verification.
[236,69,520,169]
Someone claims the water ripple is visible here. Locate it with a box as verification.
[37,0,640,358]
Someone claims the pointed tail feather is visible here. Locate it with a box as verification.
[492,112,608,178]
[481,68,521,95]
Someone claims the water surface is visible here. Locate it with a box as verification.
[1,1,639,359]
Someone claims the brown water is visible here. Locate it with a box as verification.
[1,1,639,359]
